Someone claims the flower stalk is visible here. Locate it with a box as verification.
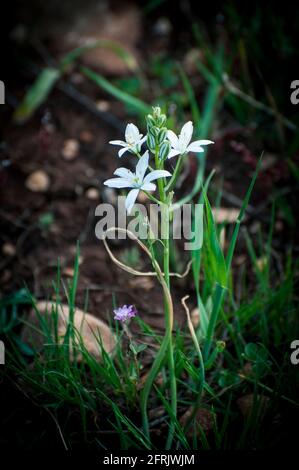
[102,106,213,448]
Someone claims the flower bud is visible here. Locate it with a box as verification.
[147,133,156,152]
[156,114,166,127]
[146,114,155,127]
[158,140,171,160]
[151,106,167,127]
[216,341,226,352]
[157,127,167,144]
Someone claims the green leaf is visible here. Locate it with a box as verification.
[226,155,262,272]
[178,63,201,127]
[81,66,151,116]
[129,342,147,355]
[244,343,268,362]
[218,370,241,388]
[203,192,227,288]
[13,68,60,123]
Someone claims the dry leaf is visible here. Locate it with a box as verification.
[22,301,116,361]
[190,307,200,328]
[219,227,226,250]
[25,170,50,192]
[260,153,277,171]
[256,257,267,271]
[62,267,75,277]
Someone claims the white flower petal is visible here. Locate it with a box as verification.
[167,149,181,159]
[143,170,171,184]
[179,121,193,150]
[114,167,134,180]
[187,140,214,153]
[167,130,179,149]
[109,140,126,146]
[103,177,132,189]
[125,123,140,144]
[139,135,147,145]
[118,147,128,158]
[186,144,204,153]
[136,151,149,181]
[125,188,140,214]
[141,182,156,191]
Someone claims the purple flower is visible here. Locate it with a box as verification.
[113,305,137,322]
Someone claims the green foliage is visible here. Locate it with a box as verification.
[13,68,60,123]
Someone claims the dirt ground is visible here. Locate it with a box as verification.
[1,0,299,452]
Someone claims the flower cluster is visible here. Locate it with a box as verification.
[104,107,214,214]
[104,151,171,213]
[113,304,137,322]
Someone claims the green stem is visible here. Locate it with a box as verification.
[140,247,174,444]
[165,154,184,193]
[140,173,176,449]
[154,148,164,200]
[203,283,226,360]
[163,203,177,450]
[143,191,161,205]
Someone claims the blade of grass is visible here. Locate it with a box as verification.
[81,66,151,115]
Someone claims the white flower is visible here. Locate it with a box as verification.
[109,123,146,158]
[167,121,214,159]
[104,151,171,213]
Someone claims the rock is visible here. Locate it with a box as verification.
[137,191,148,203]
[96,100,110,112]
[153,17,172,36]
[2,242,16,257]
[103,186,117,204]
[237,394,270,420]
[0,269,11,283]
[53,3,141,75]
[25,170,50,192]
[79,130,95,143]
[128,277,154,291]
[85,187,100,200]
[183,48,204,75]
[62,267,75,277]
[212,207,239,224]
[180,407,215,435]
[22,301,116,361]
[235,254,246,266]
[62,139,79,160]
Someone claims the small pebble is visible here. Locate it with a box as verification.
[85,187,100,200]
[25,170,50,192]
[96,100,110,112]
[80,130,94,143]
[2,242,16,256]
[62,139,79,160]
